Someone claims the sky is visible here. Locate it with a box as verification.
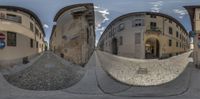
[0,0,199,45]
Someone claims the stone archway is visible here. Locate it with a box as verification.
[145,38,160,59]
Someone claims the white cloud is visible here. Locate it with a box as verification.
[173,9,187,15]
[43,24,49,28]
[100,31,103,35]
[95,6,110,35]
[150,1,163,12]
[96,27,105,31]
[94,6,99,9]
[173,9,188,19]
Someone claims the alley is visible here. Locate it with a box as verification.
[3,52,85,90]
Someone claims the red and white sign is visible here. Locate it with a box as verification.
[0,33,5,40]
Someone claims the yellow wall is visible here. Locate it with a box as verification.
[99,13,190,59]
[0,9,45,61]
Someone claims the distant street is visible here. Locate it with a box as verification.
[3,52,85,90]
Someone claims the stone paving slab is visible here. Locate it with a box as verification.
[61,53,103,95]
[95,51,192,96]
[96,50,193,86]
[0,51,200,99]
[2,52,85,90]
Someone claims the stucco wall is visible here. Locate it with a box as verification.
[99,13,190,59]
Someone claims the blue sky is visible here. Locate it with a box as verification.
[0,0,199,45]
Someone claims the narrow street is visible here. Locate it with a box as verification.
[3,52,85,90]
[0,51,200,99]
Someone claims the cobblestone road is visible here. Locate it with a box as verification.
[3,52,85,90]
[97,50,193,86]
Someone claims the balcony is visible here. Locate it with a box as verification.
[0,15,22,23]
[146,26,162,35]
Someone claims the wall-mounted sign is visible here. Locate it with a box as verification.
[0,40,5,49]
[0,33,5,40]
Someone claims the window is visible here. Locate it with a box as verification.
[87,28,89,44]
[169,27,173,35]
[150,22,157,29]
[109,31,112,37]
[30,39,33,48]
[35,27,39,36]
[169,39,172,47]
[150,15,156,18]
[30,22,34,32]
[7,32,16,46]
[176,31,179,38]
[176,24,178,28]
[0,13,5,19]
[113,28,116,33]
[6,14,22,23]
[169,20,172,23]
[118,23,125,31]
[119,36,123,45]
[134,23,142,27]
[133,19,144,27]
[199,13,200,19]
[176,42,178,47]
[36,41,38,48]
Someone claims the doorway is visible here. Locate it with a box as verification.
[145,38,160,59]
[112,38,118,55]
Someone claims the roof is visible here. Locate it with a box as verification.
[0,6,45,36]
[184,5,200,31]
[53,3,94,22]
[99,12,188,43]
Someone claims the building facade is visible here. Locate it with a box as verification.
[98,12,190,59]
[184,6,200,66]
[0,6,45,68]
[50,3,95,65]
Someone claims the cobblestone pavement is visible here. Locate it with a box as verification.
[3,52,85,90]
[0,51,200,99]
[97,50,193,86]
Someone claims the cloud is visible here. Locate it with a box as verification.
[173,9,188,19]
[100,31,103,35]
[95,6,110,35]
[96,27,105,31]
[43,24,49,28]
[94,6,99,9]
[173,9,187,15]
[150,1,163,12]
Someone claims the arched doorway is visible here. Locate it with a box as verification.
[112,38,118,55]
[145,38,160,59]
